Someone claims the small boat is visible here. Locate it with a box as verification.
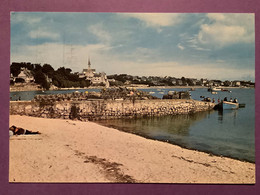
[214,87,221,91]
[211,91,217,94]
[220,101,239,110]
[221,89,232,93]
[208,87,221,92]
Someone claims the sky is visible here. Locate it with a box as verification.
[11,12,255,81]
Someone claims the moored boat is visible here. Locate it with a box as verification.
[215,101,239,110]
[222,101,239,110]
[221,88,231,93]
[208,87,221,92]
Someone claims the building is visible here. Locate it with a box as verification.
[232,81,241,87]
[13,67,34,83]
[176,79,183,86]
[79,58,109,88]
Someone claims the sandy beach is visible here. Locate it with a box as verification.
[9,115,255,183]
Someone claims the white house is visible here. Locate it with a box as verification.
[15,67,34,83]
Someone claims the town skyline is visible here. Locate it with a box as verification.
[11,12,255,81]
[10,62,254,90]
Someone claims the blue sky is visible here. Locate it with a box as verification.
[11,12,255,81]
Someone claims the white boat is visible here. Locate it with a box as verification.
[221,101,239,110]
[214,100,239,110]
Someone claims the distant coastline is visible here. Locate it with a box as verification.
[10,84,253,93]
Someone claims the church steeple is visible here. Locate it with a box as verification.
[88,57,91,70]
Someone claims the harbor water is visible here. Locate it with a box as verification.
[10,87,255,162]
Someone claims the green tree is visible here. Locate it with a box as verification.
[34,71,50,90]
[42,64,54,77]
[10,63,21,77]
[34,64,42,72]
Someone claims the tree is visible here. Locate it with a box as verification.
[10,63,21,77]
[34,64,42,72]
[25,62,34,70]
[65,68,72,75]
[57,67,66,74]
[181,77,187,86]
[34,71,50,90]
[42,64,54,77]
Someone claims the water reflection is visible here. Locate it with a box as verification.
[217,110,238,123]
[97,111,211,142]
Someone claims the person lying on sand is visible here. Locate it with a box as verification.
[9,125,40,135]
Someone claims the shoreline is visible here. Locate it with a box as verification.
[10,85,254,92]
[9,115,255,183]
[96,122,255,164]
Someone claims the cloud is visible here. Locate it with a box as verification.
[29,29,60,40]
[197,13,255,47]
[120,13,182,27]
[122,47,159,62]
[11,42,254,81]
[88,24,112,44]
[109,60,254,81]
[198,24,249,46]
[177,43,185,50]
[184,35,211,51]
[11,43,110,72]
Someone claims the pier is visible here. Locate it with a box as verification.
[10,98,215,121]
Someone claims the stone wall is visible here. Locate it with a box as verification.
[10,99,215,121]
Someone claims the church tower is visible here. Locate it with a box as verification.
[88,57,91,70]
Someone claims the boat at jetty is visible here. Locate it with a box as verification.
[215,101,239,110]
[222,101,239,110]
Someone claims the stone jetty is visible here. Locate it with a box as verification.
[10,88,215,121]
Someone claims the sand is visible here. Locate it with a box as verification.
[9,115,255,183]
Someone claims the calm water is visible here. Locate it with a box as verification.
[98,88,255,163]
[10,87,255,162]
[10,88,100,101]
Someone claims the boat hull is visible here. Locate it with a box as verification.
[222,101,239,110]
